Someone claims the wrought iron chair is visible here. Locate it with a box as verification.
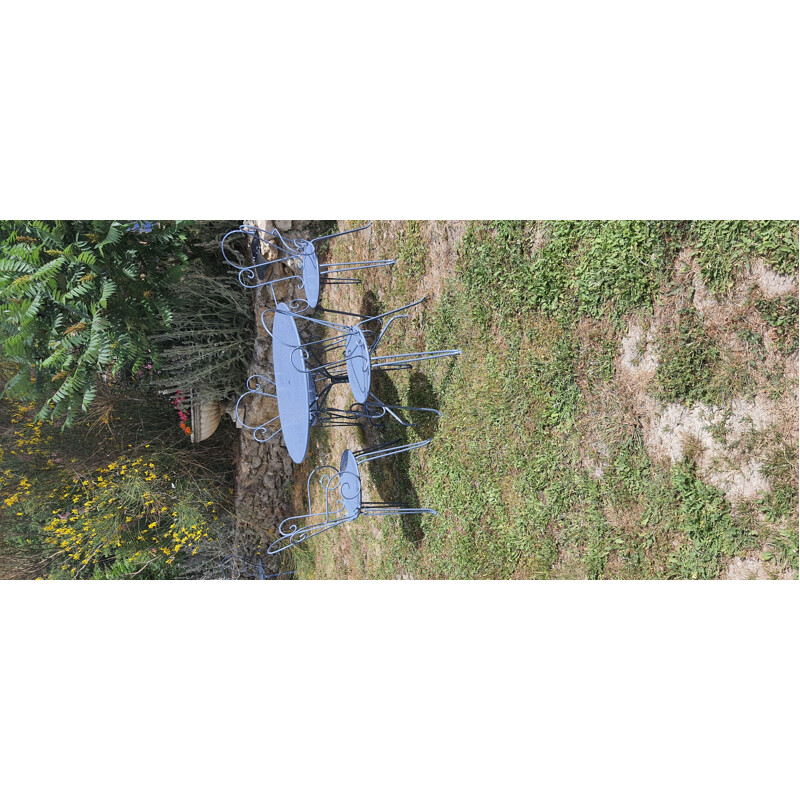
[233,368,436,447]
[220,221,394,311]
[233,370,358,446]
[261,296,459,428]
[267,439,435,554]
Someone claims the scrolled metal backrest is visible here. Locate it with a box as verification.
[234,373,283,443]
[221,225,309,289]
[268,464,361,554]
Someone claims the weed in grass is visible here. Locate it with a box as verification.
[655,308,723,406]
[681,433,707,465]
[706,415,731,446]
[396,220,428,281]
[667,459,755,579]
[691,220,799,295]
[737,327,763,352]
[756,294,799,353]
[764,526,799,571]
[756,440,799,526]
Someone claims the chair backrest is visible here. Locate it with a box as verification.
[221,225,305,289]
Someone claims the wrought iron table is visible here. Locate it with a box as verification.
[236,296,459,456]
[234,302,315,464]
[272,302,314,463]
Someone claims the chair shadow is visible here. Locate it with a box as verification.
[314,289,444,544]
[406,370,441,441]
[358,367,442,544]
[358,289,382,332]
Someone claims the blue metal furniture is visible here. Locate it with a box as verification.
[235,302,437,460]
[263,296,460,427]
[234,302,341,463]
[220,221,394,311]
[267,438,435,554]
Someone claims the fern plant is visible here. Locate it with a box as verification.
[0,220,191,424]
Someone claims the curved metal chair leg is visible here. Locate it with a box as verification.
[361,396,442,428]
[353,438,432,463]
[361,504,437,518]
[310,220,373,244]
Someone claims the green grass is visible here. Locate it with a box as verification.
[460,220,688,324]
[758,439,799,524]
[667,459,756,579]
[692,220,799,294]
[655,308,724,406]
[756,293,799,353]
[395,220,427,279]
[290,220,798,580]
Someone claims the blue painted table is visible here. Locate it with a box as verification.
[272,302,314,463]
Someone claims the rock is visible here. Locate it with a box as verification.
[275,220,293,232]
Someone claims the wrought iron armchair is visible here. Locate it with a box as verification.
[267,439,435,554]
[234,370,358,446]
[220,221,394,311]
[261,296,459,428]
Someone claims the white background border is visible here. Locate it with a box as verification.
[1,2,797,797]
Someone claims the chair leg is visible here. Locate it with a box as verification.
[320,259,395,272]
[361,504,437,517]
[370,349,462,368]
[354,438,432,464]
[351,439,404,457]
[359,295,427,325]
[310,220,373,244]
[361,396,441,427]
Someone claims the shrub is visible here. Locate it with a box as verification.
[0,220,191,425]
[0,391,233,579]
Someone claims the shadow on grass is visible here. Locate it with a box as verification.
[358,369,441,544]
[310,289,445,544]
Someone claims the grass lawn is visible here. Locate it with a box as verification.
[282,221,798,580]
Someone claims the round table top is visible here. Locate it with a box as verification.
[300,242,320,309]
[345,328,372,404]
[272,303,313,464]
[338,449,362,517]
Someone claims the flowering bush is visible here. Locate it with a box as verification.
[171,391,192,437]
[42,453,216,577]
[0,395,232,579]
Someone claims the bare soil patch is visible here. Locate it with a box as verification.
[607,248,799,579]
